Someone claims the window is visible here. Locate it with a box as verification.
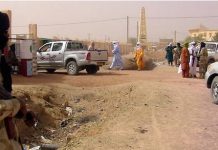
[74,43,83,49]
[67,43,72,50]
[39,43,52,52]
[52,43,63,51]
[66,42,83,50]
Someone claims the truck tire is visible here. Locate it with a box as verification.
[67,61,79,75]
[86,65,98,74]
[211,76,218,104]
[46,69,56,73]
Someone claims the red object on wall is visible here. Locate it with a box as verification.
[19,59,32,77]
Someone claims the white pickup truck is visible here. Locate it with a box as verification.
[205,62,218,104]
[37,41,108,75]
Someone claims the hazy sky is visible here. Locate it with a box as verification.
[1,1,218,42]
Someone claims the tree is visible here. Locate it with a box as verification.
[183,35,205,43]
[212,32,218,42]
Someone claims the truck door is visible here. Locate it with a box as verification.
[37,43,52,67]
[49,42,64,67]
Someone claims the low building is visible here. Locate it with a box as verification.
[189,25,218,41]
[158,39,174,49]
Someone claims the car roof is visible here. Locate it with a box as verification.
[205,42,218,44]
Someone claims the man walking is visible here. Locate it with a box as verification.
[134,42,144,70]
[109,41,123,70]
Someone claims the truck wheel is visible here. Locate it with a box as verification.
[211,76,218,104]
[46,69,56,73]
[86,65,98,74]
[67,61,79,75]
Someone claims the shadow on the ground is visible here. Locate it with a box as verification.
[39,71,128,76]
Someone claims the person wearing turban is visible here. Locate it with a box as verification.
[180,43,190,78]
[198,42,208,79]
[188,41,198,78]
[173,43,182,67]
[134,42,144,70]
[109,41,123,70]
[165,43,174,66]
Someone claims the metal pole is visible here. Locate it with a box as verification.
[137,21,138,41]
[127,16,129,43]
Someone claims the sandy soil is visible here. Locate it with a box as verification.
[11,63,218,150]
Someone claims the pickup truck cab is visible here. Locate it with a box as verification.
[205,42,218,65]
[37,41,108,75]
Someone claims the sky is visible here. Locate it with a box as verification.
[1,1,218,43]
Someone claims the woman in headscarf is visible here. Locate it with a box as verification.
[181,43,190,78]
[109,41,123,70]
[198,42,208,79]
[134,42,144,70]
[188,41,198,78]
[165,43,174,66]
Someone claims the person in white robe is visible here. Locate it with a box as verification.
[188,41,198,78]
[109,41,123,70]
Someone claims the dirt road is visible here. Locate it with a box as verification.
[13,65,218,150]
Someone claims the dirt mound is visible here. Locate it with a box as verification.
[104,50,166,71]
[14,86,68,146]
[122,54,155,70]
[12,83,139,149]
[13,85,105,148]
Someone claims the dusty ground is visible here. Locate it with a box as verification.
[11,61,218,150]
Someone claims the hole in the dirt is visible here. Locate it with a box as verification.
[77,115,98,124]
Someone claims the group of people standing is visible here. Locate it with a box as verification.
[109,41,145,71]
[88,41,145,71]
[165,42,183,67]
[165,41,208,79]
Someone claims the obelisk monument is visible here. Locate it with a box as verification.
[138,7,147,48]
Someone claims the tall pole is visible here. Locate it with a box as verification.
[137,21,138,41]
[127,16,129,43]
[174,30,177,43]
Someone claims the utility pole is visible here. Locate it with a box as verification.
[137,21,138,41]
[127,16,129,43]
[174,30,177,43]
